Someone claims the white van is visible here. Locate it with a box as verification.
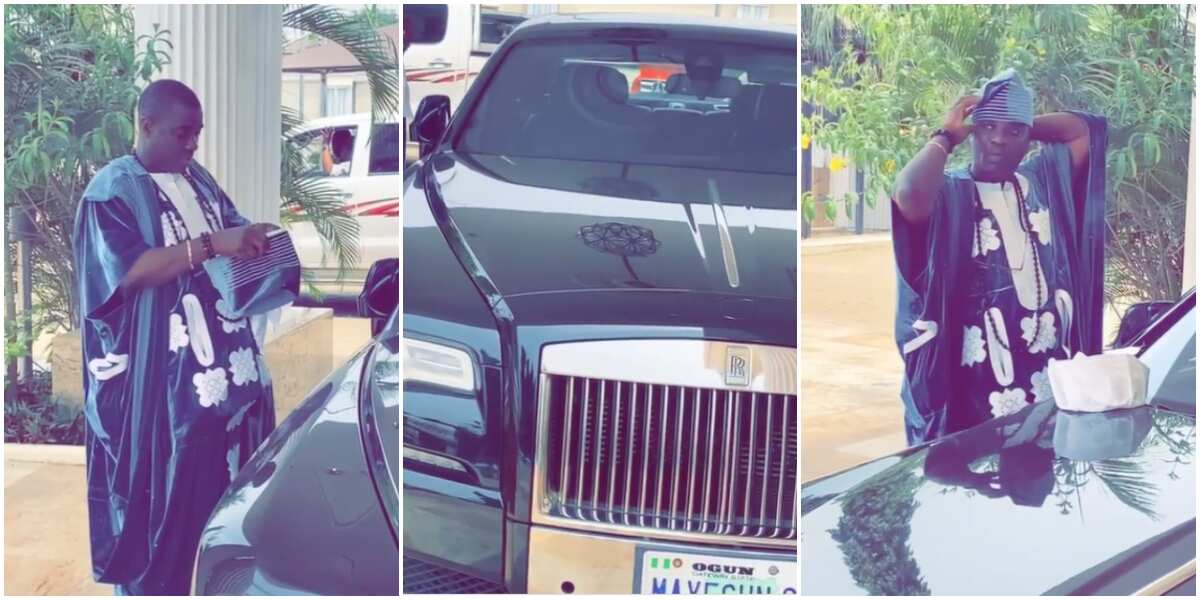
[404,5,525,143]
[285,112,399,294]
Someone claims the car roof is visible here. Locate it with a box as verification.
[506,12,796,47]
[292,112,397,131]
[800,402,1195,595]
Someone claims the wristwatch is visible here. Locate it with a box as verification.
[930,128,959,149]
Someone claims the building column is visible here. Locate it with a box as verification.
[134,4,283,225]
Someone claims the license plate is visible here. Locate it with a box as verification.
[636,549,797,594]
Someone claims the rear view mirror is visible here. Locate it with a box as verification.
[412,95,451,158]
[358,258,398,337]
[405,4,448,46]
[1113,301,1174,347]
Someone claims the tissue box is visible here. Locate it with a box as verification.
[1048,353,1149,412]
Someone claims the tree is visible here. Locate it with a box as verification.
[802,4,1194,308]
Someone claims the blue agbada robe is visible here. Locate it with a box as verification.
[72,155,275,594]
[892,111,1108,446]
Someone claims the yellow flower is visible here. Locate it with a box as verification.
[1036,47,1046,57]
[801,134,811,150]
[883,159,896,174]
[830,156,847,172]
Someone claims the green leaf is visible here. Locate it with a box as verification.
[824,198,839,222]
[801,195,817,222]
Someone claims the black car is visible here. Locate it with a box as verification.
[801,290,1196,595]
[193,259,399,595]
[404,12,797,595]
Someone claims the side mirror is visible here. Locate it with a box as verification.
[1113,301,1174,347]
[358,258,398,337]
[404,4,448,45]
[412,95,451,158]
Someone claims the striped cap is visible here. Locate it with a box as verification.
[970,68,1034,127]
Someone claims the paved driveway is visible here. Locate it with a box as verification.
[800,233,907,482]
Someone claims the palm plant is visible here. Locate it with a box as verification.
[283,4,398,123]
[280,5,398,291]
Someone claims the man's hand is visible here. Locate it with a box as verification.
[211,223,278,259]
[940,95,980,146]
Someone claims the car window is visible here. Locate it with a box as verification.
[456,38,797,177]
[368,123,400,175]
[1140,304,1195,413]
[295,125,357,178]
[477,12,524,46]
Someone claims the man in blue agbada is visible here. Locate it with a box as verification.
[72,79,279,594]
[890,68,1108,446]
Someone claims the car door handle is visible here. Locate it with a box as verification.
[429,59,452,68]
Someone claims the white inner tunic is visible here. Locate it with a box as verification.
[975,173,1048,310]
[151,172,215,240]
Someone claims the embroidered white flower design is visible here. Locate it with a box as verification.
[87,353,129,381]
[1029,209,1052,246]
[229,347,259,387]
[973,217,1001,257]
[169,313,189,353]
[1031,367,1054,403]
[1021,311,1058,354]
[989,387,1029,418]
[194,367,229,408]
[961,325,987,366]
[221,317,248,334]
[161,214,178,246]
[257,354,272,386]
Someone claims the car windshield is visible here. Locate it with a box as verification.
[1139,303,1195,414]
[455,38,796,175]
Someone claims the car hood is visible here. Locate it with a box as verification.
[800,402,1196,596]
[195,342,398,595]
[414,152,796,302]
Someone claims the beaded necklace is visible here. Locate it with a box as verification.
[974,175,1044,352]
[132,154,224,242]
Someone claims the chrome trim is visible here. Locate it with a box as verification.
[758,394,774,537]
[671,386,684,528]
[641,384,654,529]
[575,377,589,518]
[742,393,758,537]
[686,387,700,531]
[607,382,621,524]
[532,339,798,550]
[701,389,717,532]
[708,178,741,289]
[772,395,790,538]
[1134,559,1195,595]
[622,382,636,527]
[559,376,574,515]
[591,380,605,521]
[540,340,796,395]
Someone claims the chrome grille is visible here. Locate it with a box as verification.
[543,375,797,540]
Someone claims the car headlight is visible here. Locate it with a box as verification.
[403,338,475,392]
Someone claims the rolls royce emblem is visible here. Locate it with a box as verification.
[725,346,751,386]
